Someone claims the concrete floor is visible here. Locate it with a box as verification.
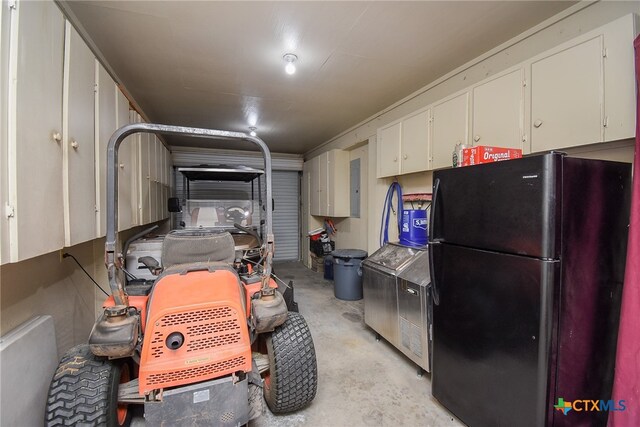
[252,261,464,427]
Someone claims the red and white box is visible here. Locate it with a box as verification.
[461,146,522,166]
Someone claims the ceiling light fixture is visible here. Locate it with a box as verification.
[249,126,257,137]
[283,53,298,75]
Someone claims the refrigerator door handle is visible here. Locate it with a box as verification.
[429,241,440,305]
[430,178,440,242]
[429,178,441,306]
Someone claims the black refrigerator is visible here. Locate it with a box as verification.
[429,152,631,427]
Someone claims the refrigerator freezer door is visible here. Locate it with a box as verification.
[431,243,559,427]
[431,153,561,259]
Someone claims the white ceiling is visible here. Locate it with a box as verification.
[63,1,576,154]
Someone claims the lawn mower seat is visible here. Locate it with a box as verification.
[161,230,236,269]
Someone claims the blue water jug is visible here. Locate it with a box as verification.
[399,209,428,247]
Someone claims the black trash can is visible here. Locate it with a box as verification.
[332,249,368,301]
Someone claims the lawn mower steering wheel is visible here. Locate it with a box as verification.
[225,206,249,223]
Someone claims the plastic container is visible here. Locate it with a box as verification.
[332,249,368,301]
[324,256,334,280]
[399,209,428,247]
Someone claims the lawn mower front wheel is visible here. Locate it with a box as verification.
[45,344,131,427]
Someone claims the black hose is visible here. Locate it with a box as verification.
[62,253,109,297]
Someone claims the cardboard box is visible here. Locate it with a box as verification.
[310,254,325,273]
[461,146,522,166]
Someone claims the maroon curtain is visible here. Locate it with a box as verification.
[609,35,640,426]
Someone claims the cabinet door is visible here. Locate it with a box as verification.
[1,0,11,264]
[318,152,328,217]
[603,14,636,143]
[377,122,401,178]
[327,149,349,217]
[138,127,151,225]
[63,21,96,246]
[158,146,165,219]
[309,156,320,216]
[8,0,65,261]
[530,36,603,152]
[129,111,139,227]
[431,92,469,170]
[149,135,158,222]
[116,89,134,231]
[401,110,430,175]
[95,63,116,237]
[472,68,524,149]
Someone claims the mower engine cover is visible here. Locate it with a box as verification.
[138,265,252,394]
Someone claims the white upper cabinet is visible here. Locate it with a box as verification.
[95,62,117,237]
[377,122,401,178]
[472,68,524,150]
[371,14,636,179]
[530,36,603,152]
[7,0,65,261]
[530,14,637,152]
[602,14,637,142]
[377,111,430,178]
[116,89,134,231]
[401,110,430,175]
[317,151,328,216]
[431,92,469,170]
[326,149,349,217]
[63,21,96,247]
[309,149,349,217]
[308,156,320,216]
[138,121,151,225]
[149,135,158,222]
[1,0,11,264]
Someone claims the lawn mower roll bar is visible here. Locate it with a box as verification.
[105,123,275,306]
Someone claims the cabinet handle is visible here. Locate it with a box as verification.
[70,139,79,150]
[119,163,125,169]
[403,154,408,160]
[393,157,398,162]
[406,288,418,296]
[52,131,62,143]
[534,119,543,128]
[473,135,481,143]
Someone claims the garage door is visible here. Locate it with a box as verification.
[173,170,301,261]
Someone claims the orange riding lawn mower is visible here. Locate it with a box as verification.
[45,124,318,426]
